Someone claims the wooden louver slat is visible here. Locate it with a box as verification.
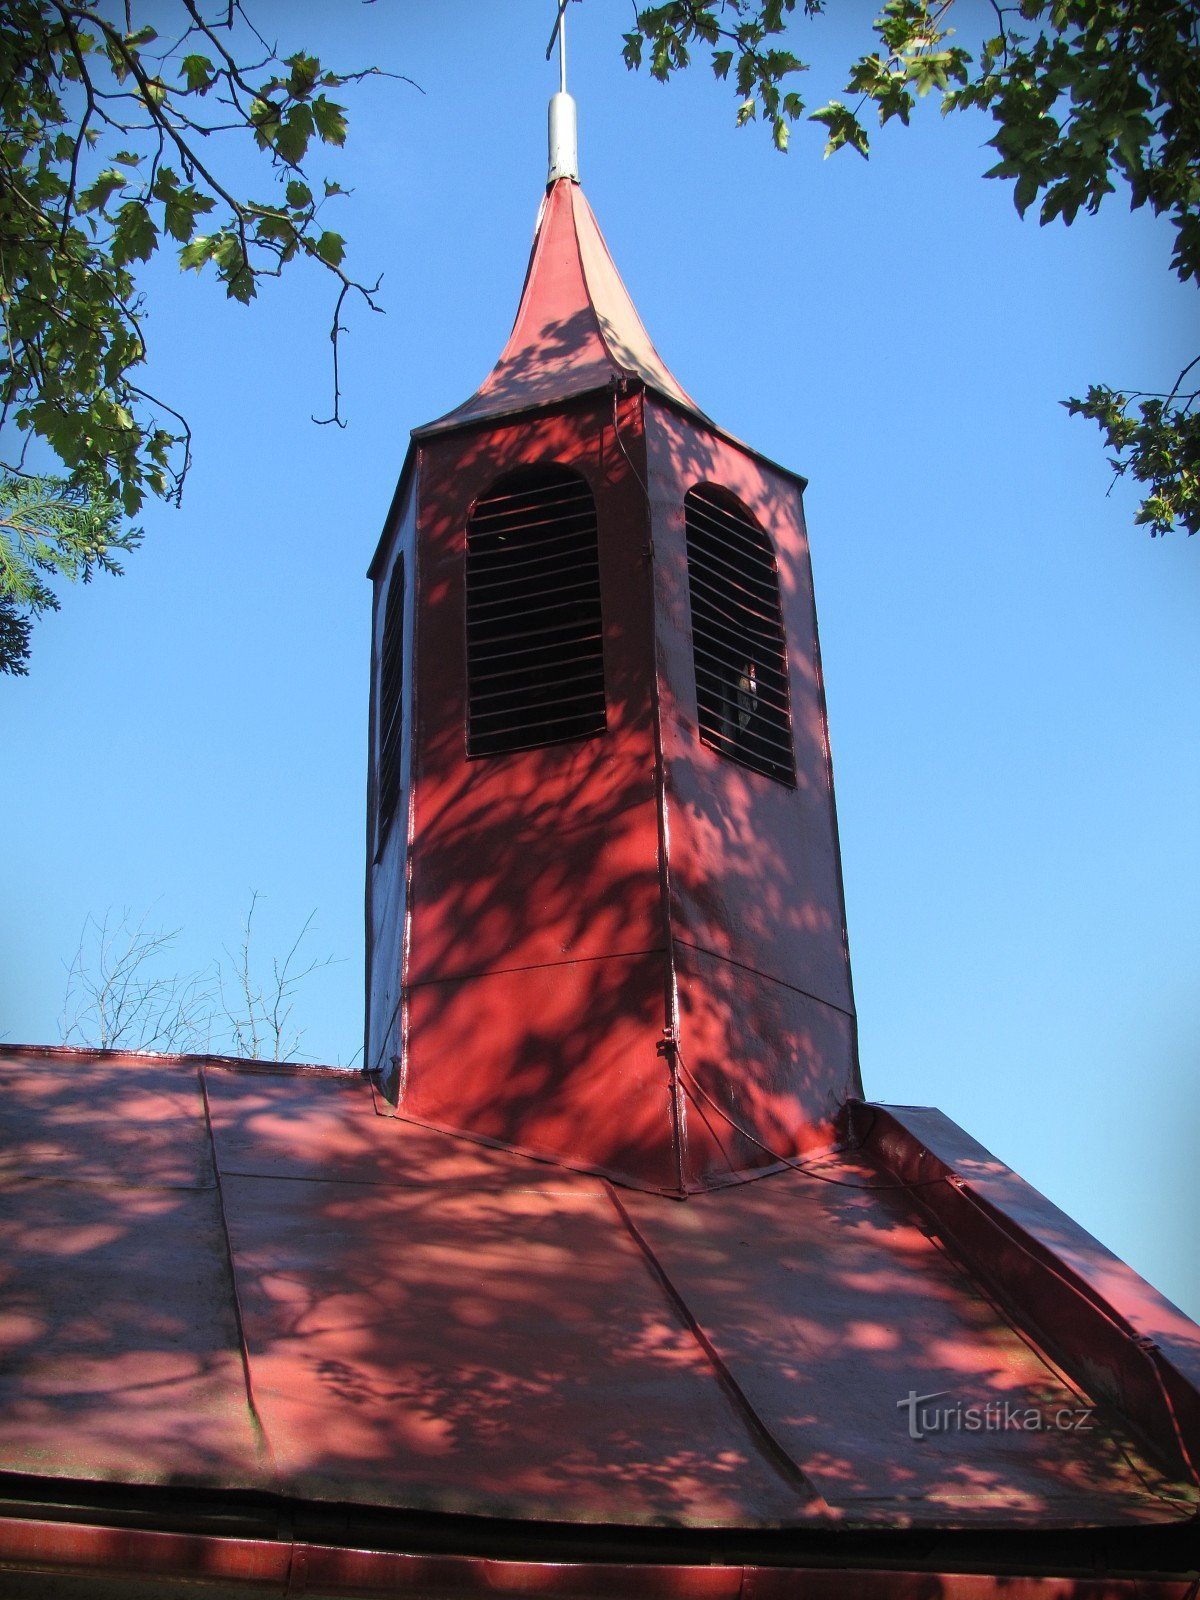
[377,557,406,845]
[684,485,795,786]
[466,466,606,758]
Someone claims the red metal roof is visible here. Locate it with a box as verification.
[2,1045,1196,1558]
[418,177,707,435]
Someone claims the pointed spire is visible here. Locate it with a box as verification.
[413,2,710,439]
[417,181,706,436]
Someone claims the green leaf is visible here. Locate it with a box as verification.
[286,53,321,97]
[1013,170,1039,216]
[809,100,870,158]
[162,186,214,244]
[178,234,217,271]
[254,213,293,244]
[226,266,256,304]
[311,96,347,146]
[78,169,126,214]
[180,54,215,93]
[110,201,158,265]
[274,103,314,165]
[250,96,280,147]
[313,230,345,266]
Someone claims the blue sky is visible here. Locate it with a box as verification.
[3,2,1197,1318]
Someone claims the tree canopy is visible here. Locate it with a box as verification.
[624,0,1199,540]
[0,0,405,672]
[1,2,1194,675]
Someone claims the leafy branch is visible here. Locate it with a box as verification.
[0,1,418,670]
[1066,357,1200,537]
[622,0,1200,537]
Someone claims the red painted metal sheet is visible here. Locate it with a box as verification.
[403,952,675,1186]
[0,1048,210,1188]
[216,1169,808,1525]
[389,382,865,1188]
[0,1175,266,1489]
[866,1104,1200,1382]
[204,1061,552,1189]
[406,399,660,987]
[643,401,855,1020]
[207,1058,644,1195]
[0,1517,290,1589]
[2,1048,1197,1553]
[429,180,616,432]
[621,1162,1195,1529]
[366,464,419,1078]
[392,396,684,1185]
[373,183,860,1189]
[205,1062,393,1182]
[673,942,858,1186]
[635,399,860,1181]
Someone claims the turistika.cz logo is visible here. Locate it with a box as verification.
[897,1390,1095,1442]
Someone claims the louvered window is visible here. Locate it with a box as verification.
[377,557,405,845]
[466,465,606,758]
[684,485,795,786]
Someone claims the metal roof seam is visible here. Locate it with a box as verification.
[601,1179,833,1517]
[199,1065,278,1477]
[669,936,857,1024]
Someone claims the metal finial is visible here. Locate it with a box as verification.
[545,0,579,184]
[545,0,570,85]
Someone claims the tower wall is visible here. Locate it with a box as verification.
[374,393,685,1187]
[644,400,860,1184]
[365,466,419,1082]
[368,390,861,1190]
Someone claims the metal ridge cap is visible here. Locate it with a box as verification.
[0,1041,351,1078]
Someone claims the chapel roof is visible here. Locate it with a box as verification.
[1,1041,1197,1583]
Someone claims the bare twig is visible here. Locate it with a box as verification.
[60,896,341,1061]
[60,909,214,1053]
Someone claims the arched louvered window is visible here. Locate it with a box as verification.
[466,465,606,758]
[377,556,405,846]
[684,485,795,786]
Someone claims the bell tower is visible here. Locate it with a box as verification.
[365,59,859,1193]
